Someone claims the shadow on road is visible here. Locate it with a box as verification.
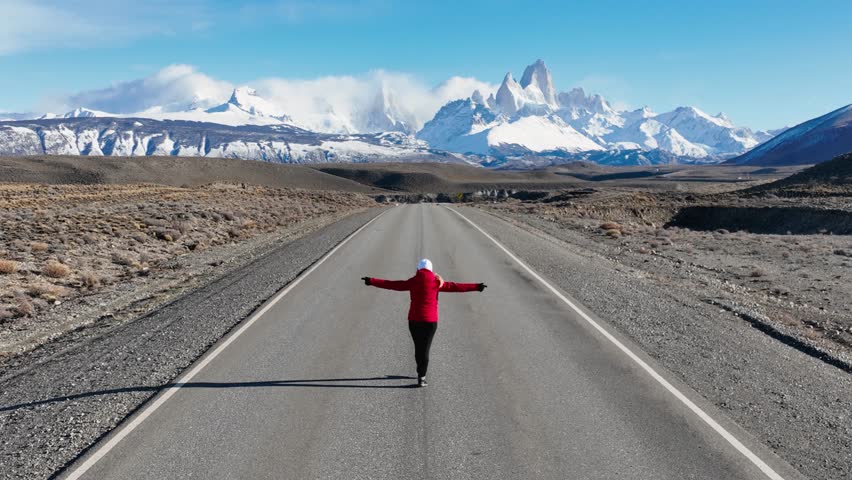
[0,375,419,412]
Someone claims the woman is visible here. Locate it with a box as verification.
[362,259,486,387]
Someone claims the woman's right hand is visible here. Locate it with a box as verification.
[361,277,371,286]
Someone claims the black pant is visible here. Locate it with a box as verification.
[408,322,437,378]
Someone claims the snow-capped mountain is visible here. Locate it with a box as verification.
[24,84,419,136]
[418,60,772,162]
[1,59,787,166]
[0,112,41,121]
[354,85,417,134]
[0,117,456,164]
[205,87,292,122]
[727,104,852,166]
[416,96,601,157]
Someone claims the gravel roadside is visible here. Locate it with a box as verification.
[0,208,383,480]
[460,206,851,480]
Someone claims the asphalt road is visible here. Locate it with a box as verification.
[60,204,801,480]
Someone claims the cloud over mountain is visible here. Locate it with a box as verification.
[54,65,496,134]
[63,65,233,114]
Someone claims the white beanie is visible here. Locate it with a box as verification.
[417,259,433,271]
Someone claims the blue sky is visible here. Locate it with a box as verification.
[1,0,850,129]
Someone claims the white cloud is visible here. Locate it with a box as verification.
[61,65,233,113]
[254,71,496,132]
[237,0,389,24]
[0,0,209,55]
[55,64,497,133]
[0,1,90,54]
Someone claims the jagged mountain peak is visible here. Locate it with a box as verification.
[519,59,557,107]
[229,86,259,104]
[495,71,525,115]
[206,86,290,121]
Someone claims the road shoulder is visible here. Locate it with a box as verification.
[460,205,850,480]
[0,208,384,480]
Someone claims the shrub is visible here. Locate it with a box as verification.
[111,252,137,266]
[14,297,34,316]
[154,229,181,241]
[43,261,71,278]
[31,242,49,253]
[600,222,621,231]
[749,268,767,278]
[605,229,621,238]
[80,272,101,288]
[0,259,19,274]
[27,283,68,299]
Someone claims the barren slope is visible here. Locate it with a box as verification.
[0,156,380,193]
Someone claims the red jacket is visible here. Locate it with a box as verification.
[368,269,479,322]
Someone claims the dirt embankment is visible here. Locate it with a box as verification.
[484,188,852,369]
[667,206,852,235]
[0,183,376,356]
[744,152,852,197]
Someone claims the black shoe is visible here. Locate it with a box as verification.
[418,376,427,387]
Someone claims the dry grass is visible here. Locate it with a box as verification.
[43,261,71,278]
[27,283,69,300]
[0,259,19,274]
[79,272,101,288]
[0,183,374,322]
[485,187,852,355]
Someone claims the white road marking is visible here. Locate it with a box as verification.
[445,206,786,480]
[62,209,389,480]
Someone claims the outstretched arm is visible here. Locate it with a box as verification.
[439,281,486,292]
[363,277,413,291]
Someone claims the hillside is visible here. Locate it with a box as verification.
[746,152,852,196]
[0,156,381,193]
[727,105,852,166]
[312,162,581,193]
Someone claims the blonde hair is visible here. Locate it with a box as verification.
[434,273,444,289]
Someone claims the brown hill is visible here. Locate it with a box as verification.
[311,162,583,193]
[0,156,379,193]
[746,152,852,196]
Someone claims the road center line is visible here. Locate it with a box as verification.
[445,206,786,480]
[62,209,389,480]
